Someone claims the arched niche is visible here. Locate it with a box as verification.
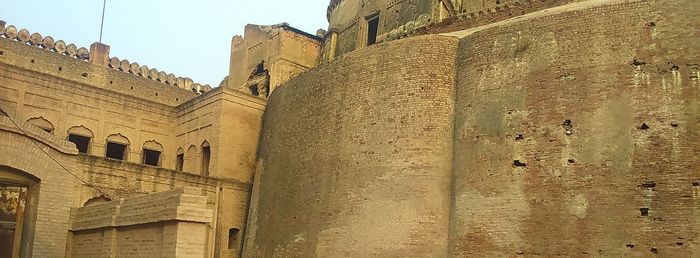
[25,117,54,134]
[186,145,197,173]
[143,140,163,151]
[83,195,111,207]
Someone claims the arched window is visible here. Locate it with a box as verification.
[201,141,211,176]
[186,145,197,172]
[25,117,54,134]
[142,140,163,167]
[67,126,94,154]
[175,148,184,171]
[105,134,130,161]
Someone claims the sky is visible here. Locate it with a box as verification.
[0,0,329,87]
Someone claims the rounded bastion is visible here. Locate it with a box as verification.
[244,0,700,257]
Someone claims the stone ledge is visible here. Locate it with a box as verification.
[69,187,213,231]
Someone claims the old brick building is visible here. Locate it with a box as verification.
[1,0,699,257]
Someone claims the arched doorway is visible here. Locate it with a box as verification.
[0,166,39,258]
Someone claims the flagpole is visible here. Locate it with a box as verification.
[99,0,106,43]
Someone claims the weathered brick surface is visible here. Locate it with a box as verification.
[69,188,212,258]
[0,117,77,257]
[449,0,700,256]
[245,35,458,257]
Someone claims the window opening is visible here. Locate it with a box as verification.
[366,14,380,46]
[142,149,161,166]
[176,154,184,171]
[105,142,127,160]
[201,146,210,176]
[68,134,91,154]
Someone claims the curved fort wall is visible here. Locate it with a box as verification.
[248,0,700,256]
[245,35,459,257]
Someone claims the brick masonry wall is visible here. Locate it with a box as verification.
[0,33,259,258]
[77,155,252,257]
[246,0,700,257]
[0,118,78,257]
[450,0,700,256]
[69,187,213,258]
[244,35,458,257]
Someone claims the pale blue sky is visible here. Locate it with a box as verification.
[0,0,329,86]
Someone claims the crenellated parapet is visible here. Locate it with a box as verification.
[104,55,212,94]
[0,20,90,61]
[0,20,212,95]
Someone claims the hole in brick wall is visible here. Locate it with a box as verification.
[513,160,527,167]
[515,134,524,141]
[227,228,240,249]
[0,51,3,55]
[176,98,179,101]
[650,248,658,253]
[639,123,650,130]
[155,93,158,96]
[640,181,656,188]
[640,208,649,216]
[671,64,680,71]
[130,86,133,90]
[671,123,679,128]
[568,159,575,164]
[58,67,62,71]
[631,59,647,66]
[648,21,656,26]
[626,243,635,248]
[692,182,699,187]
[30,59,35,63]
[563,119,573,135]
[81,73,88,77]
[109,81,113,84]
[676,242,684,246]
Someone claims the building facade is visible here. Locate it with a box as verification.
[1,0,700,257]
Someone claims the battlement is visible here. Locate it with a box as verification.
[413,0,577,36]
[0,20,212,96]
